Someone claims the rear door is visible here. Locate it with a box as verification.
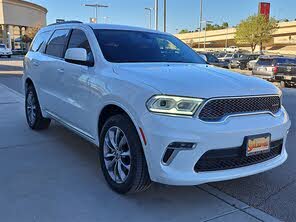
[39,29,71,116]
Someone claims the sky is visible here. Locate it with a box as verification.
[28,0,296,33]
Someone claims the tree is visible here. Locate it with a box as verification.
[235,14,278,53]
[178,29,190,34]
[21,25,42,44]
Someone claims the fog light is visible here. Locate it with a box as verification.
[168,142,196,149]
[162,142,197,165]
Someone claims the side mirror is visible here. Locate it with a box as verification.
[65,48,93,66]
[199,54,208,62]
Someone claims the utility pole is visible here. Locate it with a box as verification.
[163,0,167,32]
[198,0,203,48]
[145,8,153,29]
[82,4,109,23]
[155,0,159,30]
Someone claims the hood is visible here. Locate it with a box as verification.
[113,63,280,99]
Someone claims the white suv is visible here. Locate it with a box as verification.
[23,22,291,194]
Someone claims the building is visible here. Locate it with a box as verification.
[0,0,47,51]
[175,21,296,55]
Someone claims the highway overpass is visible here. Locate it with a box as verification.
[175,21,296,54]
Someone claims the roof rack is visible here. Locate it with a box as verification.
[48,21,83,26]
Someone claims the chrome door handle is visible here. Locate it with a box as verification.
[33,61,39,67]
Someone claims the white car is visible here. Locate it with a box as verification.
[224,46,239,53]
[23,22,291,194]
[0,44,12,57]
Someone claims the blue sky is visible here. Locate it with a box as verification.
[28,0,296,33]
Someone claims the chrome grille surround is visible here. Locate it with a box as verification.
[198,95,281,122]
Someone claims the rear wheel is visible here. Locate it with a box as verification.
[25,85,51,130]
[99,114,151,194]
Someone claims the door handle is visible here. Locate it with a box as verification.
[57,68,64,73]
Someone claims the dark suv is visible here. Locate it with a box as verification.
[230,54,260,69]
[253,56,296,87]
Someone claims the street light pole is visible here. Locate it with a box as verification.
[155,0,158,30]
[202,20,213,51]
[145,8,153,29]
[163,0,167,32]
[82,4,109,23]
[198,0,203,48]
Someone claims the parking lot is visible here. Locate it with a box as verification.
[0,56,295,222]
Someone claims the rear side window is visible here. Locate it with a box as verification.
[45,29,70,58]
[30,31,51,52]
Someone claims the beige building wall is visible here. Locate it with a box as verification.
[0,0,47,51]
[0,0,47,26]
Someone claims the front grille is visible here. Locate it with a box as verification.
[198,96,281,122]
[194,140,283,172]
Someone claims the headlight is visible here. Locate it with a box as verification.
[146,95,204,116]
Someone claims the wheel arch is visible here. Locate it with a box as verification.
[97,103,143,146]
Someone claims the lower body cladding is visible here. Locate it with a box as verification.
[141,108,291,186]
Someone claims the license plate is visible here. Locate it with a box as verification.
[246,135,271,156]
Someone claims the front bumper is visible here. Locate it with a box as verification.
[141,108,291,185]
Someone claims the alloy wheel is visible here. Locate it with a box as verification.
[26,91,37,125]
[103,126,132,184]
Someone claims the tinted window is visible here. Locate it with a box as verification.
[94,29,205,64]
[274,58,296,65]
[257,59,273,66]
[68,29,92,54]
[67,29,93,63]
[30,31,51,52]
[45,29,70,58]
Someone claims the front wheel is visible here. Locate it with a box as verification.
[25,85,51,130]
[99,114,151,194]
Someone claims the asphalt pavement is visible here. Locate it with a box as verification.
[0,56,295,221]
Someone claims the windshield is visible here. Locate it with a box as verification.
[94,29,206,64]
[0,44,6,49]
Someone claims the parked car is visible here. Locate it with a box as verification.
[219,53,241,63]
[23,22,290,194]
[0,44,12,58]
[252,56,295,84]
[224,46,239,53]
[215,52,226,58]
[199,52,229,68]
[273,57,296,87]
[247,58,259,70]
[229,54,260,69]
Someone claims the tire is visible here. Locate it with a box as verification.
[99,114,151,194]
[25,84,51,130]
[8,55,11,58]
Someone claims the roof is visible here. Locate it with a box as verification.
[45,22,170,35]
